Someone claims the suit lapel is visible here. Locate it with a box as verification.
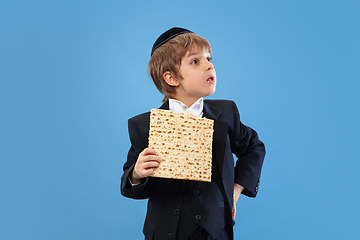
[159,101,169,110]
[202,101,221,120]
[203,102,228,181]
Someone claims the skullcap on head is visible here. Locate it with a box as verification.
[151,27,193,56]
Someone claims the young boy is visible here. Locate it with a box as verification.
[121,27,266,240]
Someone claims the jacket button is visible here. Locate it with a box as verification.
[193,189,200,195]
[195,215,201,221]
[168,232,175,238]
[173,209,180,215]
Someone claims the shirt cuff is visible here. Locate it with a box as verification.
[128,177,142,187]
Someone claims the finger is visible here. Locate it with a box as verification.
[144,168,155,176]
[139,149,161,162]
[140,147,158,157]
[141,161,160,169]
[138,165,159,178]
[140,154,161,164]
[134,159,160,177]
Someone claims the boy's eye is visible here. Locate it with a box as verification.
[191,59,198,64]
[207,57,212,62]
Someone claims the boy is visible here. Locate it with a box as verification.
[121,27,266,240]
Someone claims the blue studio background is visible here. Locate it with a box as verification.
[1,0,359,239]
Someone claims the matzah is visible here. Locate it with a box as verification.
[148,109,214,182]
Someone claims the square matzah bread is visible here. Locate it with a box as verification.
[148,109,214,182]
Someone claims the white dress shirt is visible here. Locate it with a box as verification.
[168,97,204,117]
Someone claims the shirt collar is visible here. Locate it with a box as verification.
[168,98,204,117]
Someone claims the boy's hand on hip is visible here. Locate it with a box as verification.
[130,148,161,184]
[232,183,244,219]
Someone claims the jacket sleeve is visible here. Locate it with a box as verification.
[229,101,266,197]
[120,115,151,199]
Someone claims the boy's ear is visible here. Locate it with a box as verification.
[163,71,179,87]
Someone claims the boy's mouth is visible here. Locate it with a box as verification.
[206,76,215,84]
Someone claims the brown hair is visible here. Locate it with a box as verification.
[148,32,212,102]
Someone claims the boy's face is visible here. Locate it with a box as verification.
[173,46,216,106]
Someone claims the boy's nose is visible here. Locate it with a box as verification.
[206,61,214,70]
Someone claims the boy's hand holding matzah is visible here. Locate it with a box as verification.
[148,109,214,182]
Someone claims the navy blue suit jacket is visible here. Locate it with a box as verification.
[121,100,265,239]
